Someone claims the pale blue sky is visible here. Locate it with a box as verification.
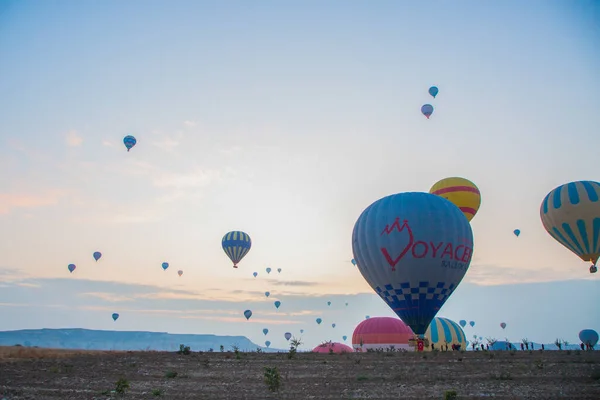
[0,0,598,349]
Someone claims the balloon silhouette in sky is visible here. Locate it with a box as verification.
[243,310,252,320]
[222,231,252,268]
[123,135,136,152]
[161,262,169,271]
[112,313,119,321]
[93,252,102,261]
[428,86,439,98]
[421,104,434,119]
[67,264,76,273]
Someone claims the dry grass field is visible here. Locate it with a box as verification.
[1,346,599,399]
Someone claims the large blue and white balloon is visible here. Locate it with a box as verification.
[352,192,474,335]
[222,231,252,268]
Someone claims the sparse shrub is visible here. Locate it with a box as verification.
[115,378,130,394]
[220,345,224,352]
[288,338,302,359]
[232,344,241,359]
[165,370,178,379]
[444,389,458,400]
[152,388,163,396]
[177,344,191,355]
[256,347,262,353]
[264,367,281,392]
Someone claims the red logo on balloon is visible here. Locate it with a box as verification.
[380,217,473,272]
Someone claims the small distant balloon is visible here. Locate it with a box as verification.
[265,340,271,348]
[300,329,304,334]
[500,322,507,329]
[123,135,137,152]
[365,315,370,319]
[93,252,102,262]
[177,270,183,277]
[327,301,331,306]
[479,336,482,340]
[351,259,357,266]
[316,318,322,325]
[342,335,347,341]
[428,86,439,98]
[332,323,336,328]
[253,272,258,278]
[277,268,282,273]
[284,332,292,341]
[265,291,270,298]
[513,229,521,237]
[263,328,269,335]
[244,310,252,320]
[112,313,119,321]
[459,320,467,328]
[421,104,434,119]
[68,264,76,273]
[345,302,348,306]
[266,267,271,274]
[161,262,169,271]
[274,301,281,309]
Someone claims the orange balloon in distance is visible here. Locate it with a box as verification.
[429,177,481,222]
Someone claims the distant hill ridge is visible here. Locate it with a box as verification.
[0,328,278,352]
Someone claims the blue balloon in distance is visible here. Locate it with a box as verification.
[123,135,137,152]
[513,229,521,237]
[421,104,434,119]
[264,291,270,297]
[470,321,475,327]
[265,340,271,348]
[243,310,252,320]
[161,262,169,271]
[343,335,347,341]
[253,272,258,277]
[351,259,357,266]
[93,251,102,261]
[352,192,474,335]
[263,328,269,335]
[316,318,322,325]
[428,86,439,98]
[274,301,281,309]
[112,313,119,321]
[459,320,467,328]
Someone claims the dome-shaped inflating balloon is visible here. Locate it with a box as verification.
[222,231,252,268]
[579,329,598,347]
[352,192,474,335]
[540,181,600,267]
[312,342,353,354]
[352,316,414,352]
[424,317,467,351]
[429,177,481,222]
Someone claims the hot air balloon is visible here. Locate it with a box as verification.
[263,328,269,335]
[365,315,370,319]
[513,229,521,237]
[316,318,322,325]
[312,342,353,354]
[540,181,600,272]
[421,104,434,119]
[244,310,252,320]
[161,262,169,271]
[579,329,599,348]
[345,302,348,306]
[265,340,271,348]
[332,323,336,328]
[429,177,481,222]
[351,259,357,266]
[500,322,507,329]
[277,268,282,273]
[300,329,304,334]
[284,332,292,341]
[222,231,252,268]
[352,317,414,352]
[327,301,331,306]
[68,264,76,273]
[425,317,467,351]
[469,321,475,328]
[177,270,183,277]
[343,335,347,341]
[274,301,281,309]
[93,252,102,262]
[352,192,474,336]
[123,135,137,152]
[266,267,271,274]
[428,86,439,98]
[112,313,119,321]
[265,291,270,298]
[253,272,258,278]
[459,320,467,328]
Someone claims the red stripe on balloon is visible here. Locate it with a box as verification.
[432,186,480,195]
[460,207,477,215]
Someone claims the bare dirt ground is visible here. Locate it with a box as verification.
[0,346,599,399]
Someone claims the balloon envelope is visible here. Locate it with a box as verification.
[243,310,252,320]
[579,329,599,347]
[429,177,481,222]
[351,259,357,266]
[277,268,282,273]
[428,86,439,98]
[352,316,414,352]
[123,135,136,151]
[253,272,258,277]
[284,332,292,341]
[274,301,281,309]
[68,264,76,273]
[316,318,322,325]
[266,267,271,274]
[469,321,475,327]
[332,323,336,328]
[112,313,119,321]
[425,317,467,351]
[513,229,521,237]
[352,192,474,335]
[161,262,169,271]
[459,320,467,328]
[265,291,270,297]
[222,231,252,268]
[343,335,347,341]
[177,270,183,277]
[421,104,434,119]
[93,252,102,261]
[265,340,271,348]
[312,342,353,354]
[263,328,269,335]
[327,301,331,306]
[500,322,507,329]
[540,181,600,265]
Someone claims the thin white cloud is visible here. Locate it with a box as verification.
[65,130,83,147]
[151,135,181,152]
[183,120,197,128]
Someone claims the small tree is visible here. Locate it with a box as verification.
[486,337,497,348]
[554,339,563,350]
[288,337,302,359]
[563,340,570,349]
